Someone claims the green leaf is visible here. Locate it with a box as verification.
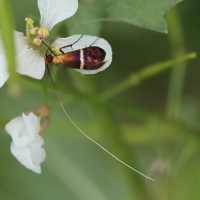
[66,0,105,36]
[106,0,183,33]
[66,0,182,35]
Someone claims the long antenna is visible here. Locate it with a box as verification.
[42,40,56,56]
[46,65,154,181]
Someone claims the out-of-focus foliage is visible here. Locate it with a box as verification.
[1,0,200,200]
[67,0,183,35]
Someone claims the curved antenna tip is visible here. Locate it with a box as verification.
[46,65,154,181]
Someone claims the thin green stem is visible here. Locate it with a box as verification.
[0,0,16,80]
[99,79,132,102]
[25,21,30,39]
[20,72,200,145]
[99,53,196,101]
[165,8,187,120]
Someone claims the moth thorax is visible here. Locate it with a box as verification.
[45,55,53,64]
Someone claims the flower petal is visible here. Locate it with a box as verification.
[22,113,41,140]
[29,136,46,164]
[0,53,9,88]
[29,135,44,148]
[52,35,113,74]
[0,31,28,55]
[13,31,29,55]
[5,116,29,147]
[11,142,42,173]
[38,0,78,31]
[5,113,41,147]
[16,49,45,79]
[31,147,46,165]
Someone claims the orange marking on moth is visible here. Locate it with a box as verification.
[87,56,92,62]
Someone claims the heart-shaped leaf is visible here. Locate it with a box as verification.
[66,0,182,35]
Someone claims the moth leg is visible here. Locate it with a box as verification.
[59,45,73,52]
[60,49,65,54]
[59,35,83,51]
[90,37,99,47]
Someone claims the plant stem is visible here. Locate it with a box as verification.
[165,8,187,120]
[21,74,200,144]
[0,0,16,79]
[99,53,196,101]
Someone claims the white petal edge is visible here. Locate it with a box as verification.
[0,31,29,55]
[16,49,45,79]
[0,53,9,88]
[29,136,46,164]
[22,113,41,140]
[13,31,29,55]
[52,35,113,74]
[6,116,31,147]
[5,116,26,147]
[29,135,44,148]
[11,142,42,173]
[38,0,78,31]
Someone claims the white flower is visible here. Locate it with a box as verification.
[5,112,46,174]
[0,0,112,88]
[0,0,78,87]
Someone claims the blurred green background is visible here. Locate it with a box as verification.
[1,0,200,199]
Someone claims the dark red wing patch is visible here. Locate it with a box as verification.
[52,46,106,70]
[83,47,106,64]
[82,47,106,70]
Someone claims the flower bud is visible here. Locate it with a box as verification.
[36,105,51,117]
[39,118,50,134]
